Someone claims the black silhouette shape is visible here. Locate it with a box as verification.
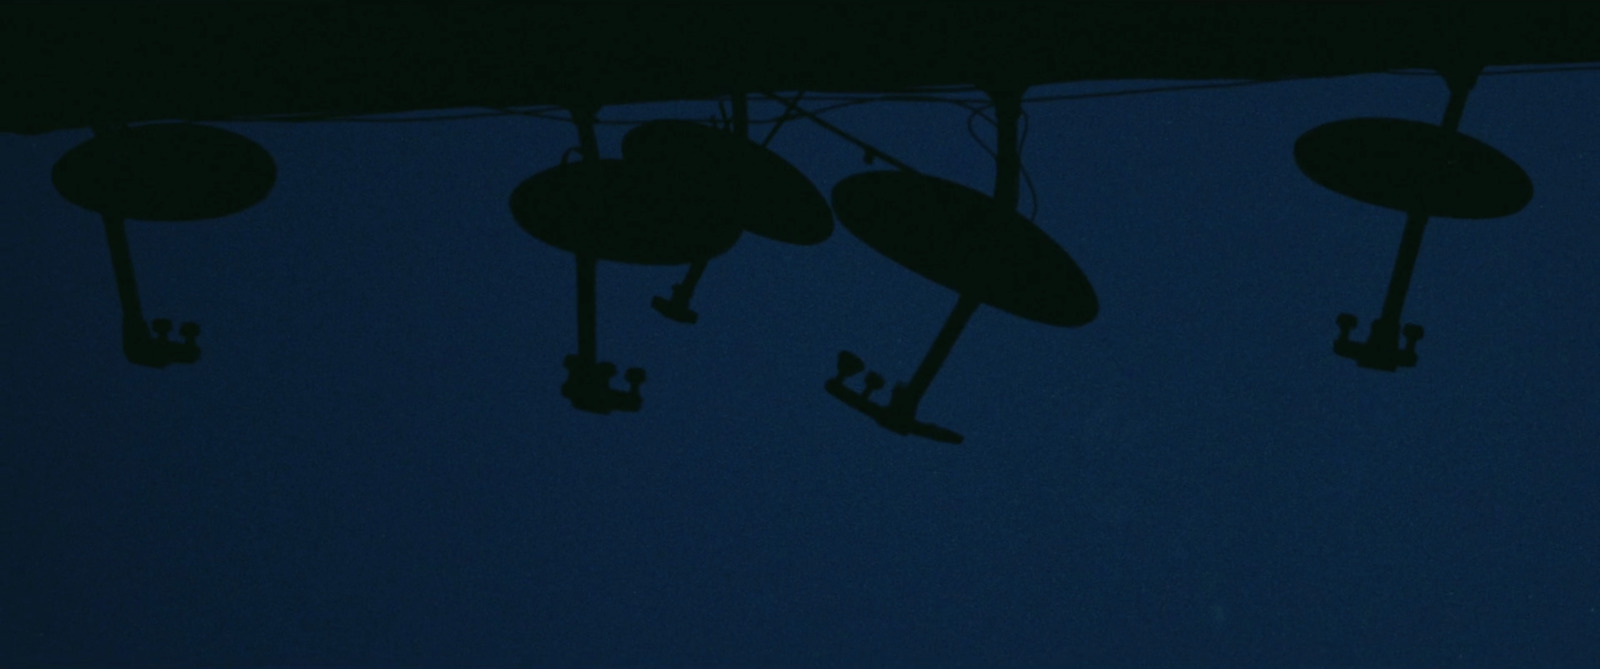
[511,159,742,265]
[9,5,1600,136]
[1296,118,1532,220]
[831,171,1096,328]
[51,122,276,367]
[1295,66,1532,371]
[509,106,741,414]
[623,116,832,324]
[823,89,1096,443]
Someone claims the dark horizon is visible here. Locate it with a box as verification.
[6,3,1600,134]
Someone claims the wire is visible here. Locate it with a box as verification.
[230,108,549,124]
[211,66,1585,228]
[1483,63,1600,75]
[760,91,807,148]
[961,102,1042,222]
[1022,77,1316,104]
[965,103,997,160]
[1384,63,1600,77]
[784,92,992,104]
[217,76,1330,127]
[216,64,1594,127]
[762,91,921,173]
[493,98,881,127]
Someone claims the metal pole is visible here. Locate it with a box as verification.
[101,213,151,359]
[896,294,982,410]
[1373,68,1477,330]
[992,89,1022,211]
[894,87,1026,413]
[571,106,602,364]
[731,93,748,140]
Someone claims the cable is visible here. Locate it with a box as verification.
[784,92,992,104]
[219,77,1325,127]
[246,108,553,124]
[215,64,1593,127]
[965,102,997,161]
[961,101,1042,223]
[1483,63,1600,75]
[493,98,882,127]
[1384,63,1600,77]
[759,91,806,148]
[761,91,920,173]
[1022,77,1316,104]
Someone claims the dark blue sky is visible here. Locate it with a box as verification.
[4,65,1599,667]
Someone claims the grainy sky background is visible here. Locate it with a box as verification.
[4,63,1599,667]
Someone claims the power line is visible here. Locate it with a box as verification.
[219,62,1599,127]
[1385,63,1600,77]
